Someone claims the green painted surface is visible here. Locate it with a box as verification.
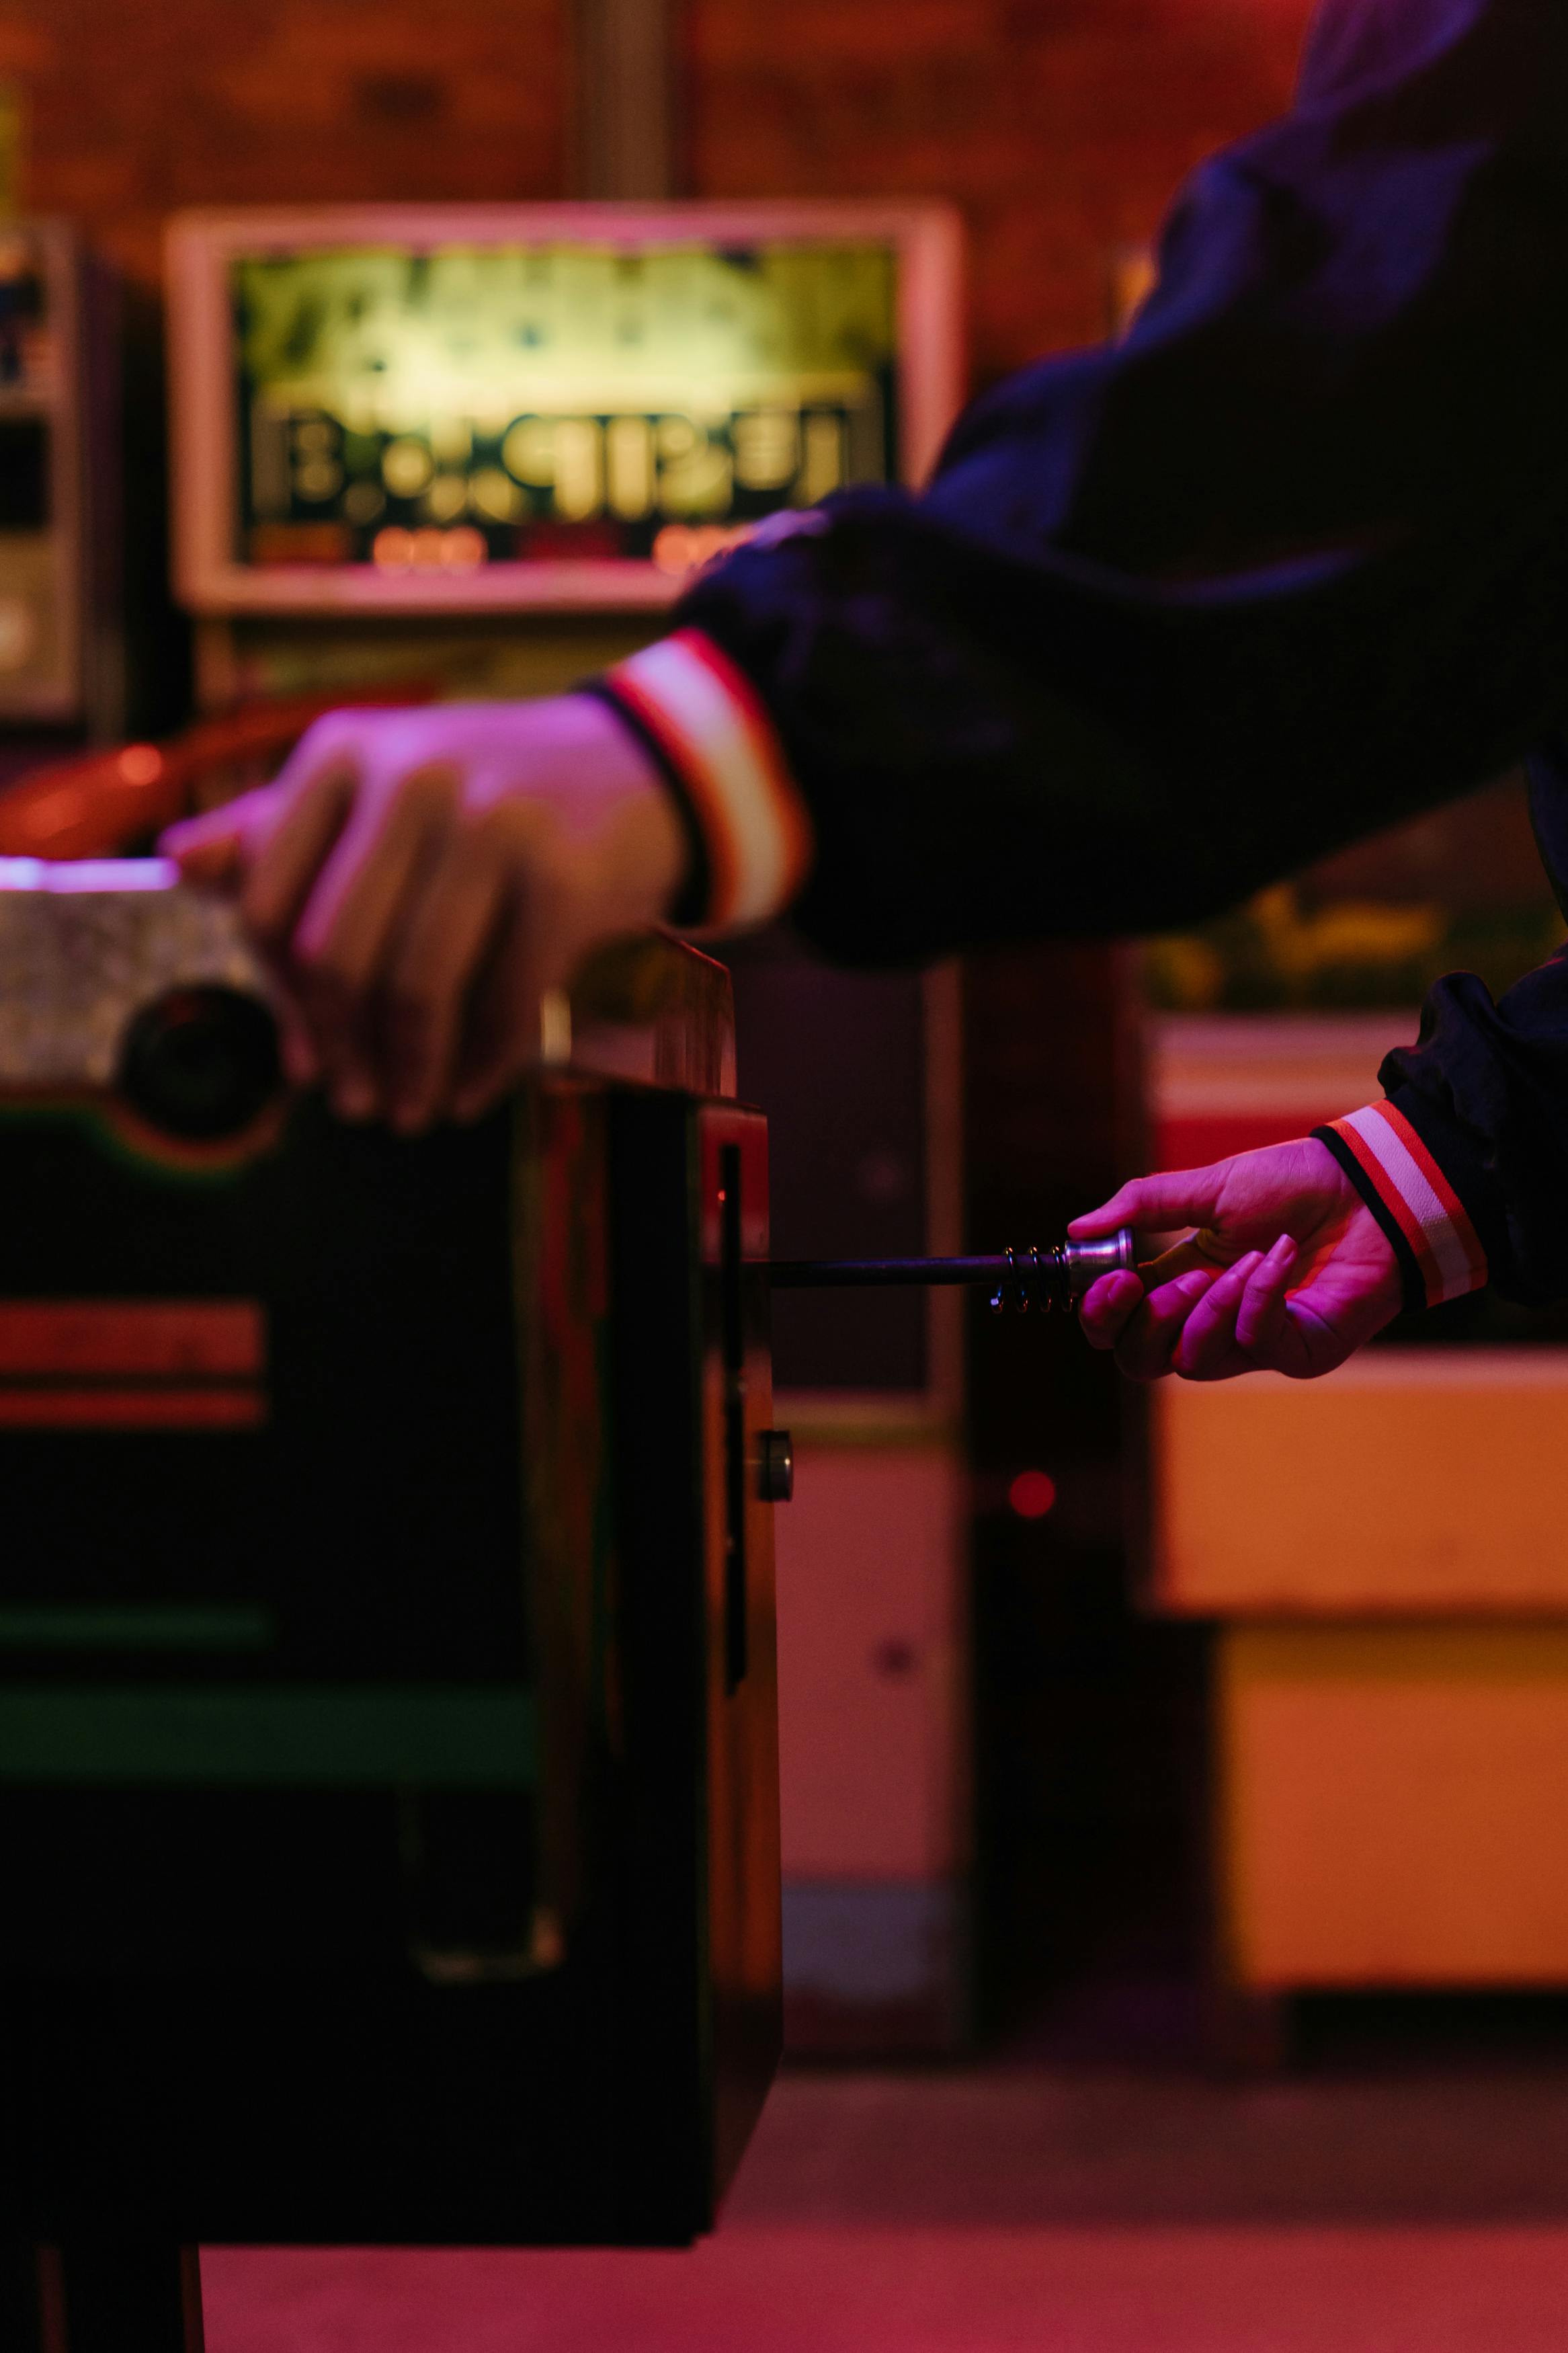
[0,1604,276,1651]
[0,1684,536,1787]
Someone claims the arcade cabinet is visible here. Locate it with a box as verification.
[163,200,962,709]
[0,222,120,742]
[0,875,780,2348]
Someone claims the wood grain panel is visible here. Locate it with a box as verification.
[1222,1624,1568,1986]
[1156,1353,1568,1614]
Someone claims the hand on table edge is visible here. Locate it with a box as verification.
[1067,1133,1407,1382]
[160,692,689,1133]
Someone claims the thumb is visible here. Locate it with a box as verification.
[162,788,284,889]
[162,807,245,886]
[1069,1164,1230,1240]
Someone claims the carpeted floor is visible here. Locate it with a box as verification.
[202,2055,1568,2351]
[204,2225,1568,2353]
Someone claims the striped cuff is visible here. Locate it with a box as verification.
[595,630,813,934]
[1313,1100,1488,1312]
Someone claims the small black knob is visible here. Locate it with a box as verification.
[118,986,282,1141]
[758,1429,794,1504]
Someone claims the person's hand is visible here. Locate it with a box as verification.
[161,695,686,1132]
[1068,1135,1404,1382]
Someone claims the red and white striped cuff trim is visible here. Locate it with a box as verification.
[1325,1101,1487,1308]
[606,630,813,932]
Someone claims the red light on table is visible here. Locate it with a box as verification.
[1008,1469,1057,1520]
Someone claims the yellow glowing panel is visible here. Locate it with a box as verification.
[232,241,898,571]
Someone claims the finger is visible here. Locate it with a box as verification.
[449,904,553,1121]
[274,992,320,1088]
[239,758,360,951]
[165,783,297,893]
[289,764,458,1109]
[163,794,325,1084]
[163,801,237,859]
[1136,1232,1249,1288]
[1079,1269,1145,1351]
[1069,1165,1229,1241]
[1262,1240,1401,1380]
[1269,1285,1358,1380]
[1171,1250,1266,1379]
[1113,1267,1219,1383]
[162,799,253,888]
[380,835,513,1131]
[1234,1234,1298,1360]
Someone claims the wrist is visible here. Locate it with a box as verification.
[601,766,690,930]
[574,680,709,927]
[1312,1103,1487,1313]
[589,631,813,934]
[546,692,690,924]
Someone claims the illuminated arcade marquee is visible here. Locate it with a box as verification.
[167,206,963,614]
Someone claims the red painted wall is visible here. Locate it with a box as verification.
[8,0,1318,362]
[0,0,565,290]
[688,0,1319,379]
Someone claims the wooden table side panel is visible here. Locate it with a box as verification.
[1222,1624,1568,1985]
[1157,1361,1568,1613]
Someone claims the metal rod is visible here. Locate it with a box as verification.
[768,1228,1135,1308]
[769,1255,1016,1289]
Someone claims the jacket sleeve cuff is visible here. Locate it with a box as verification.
[1311,1095,1489,1314]
[589,629,814,935]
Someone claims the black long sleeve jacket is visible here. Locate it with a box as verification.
[600,0,1568,1308]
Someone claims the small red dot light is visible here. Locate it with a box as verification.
[1008,1469,1057,1520]
[118,743,162,787]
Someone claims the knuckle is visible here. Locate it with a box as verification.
[234,783,284,841]
[282,713,359,777]
[390,760,458,822]
[466,791,552,863]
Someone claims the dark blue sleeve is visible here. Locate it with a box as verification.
[679,0,1568,966]
[1374,742,1568,1306]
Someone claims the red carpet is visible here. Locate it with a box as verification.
[204,2228,1568,2352]
[200,2061,1568,2350]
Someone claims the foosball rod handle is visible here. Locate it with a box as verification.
[767,1228,1134,1311]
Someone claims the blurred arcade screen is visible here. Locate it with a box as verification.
[166,204,963,615]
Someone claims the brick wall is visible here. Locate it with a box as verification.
[688,0,1318,380]
[10,1,1317,365]
[0,0,565,288]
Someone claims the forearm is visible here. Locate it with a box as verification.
[606,0,1568,961]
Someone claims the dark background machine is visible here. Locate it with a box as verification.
[0,875,784,2350]
[0,221,122,748]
